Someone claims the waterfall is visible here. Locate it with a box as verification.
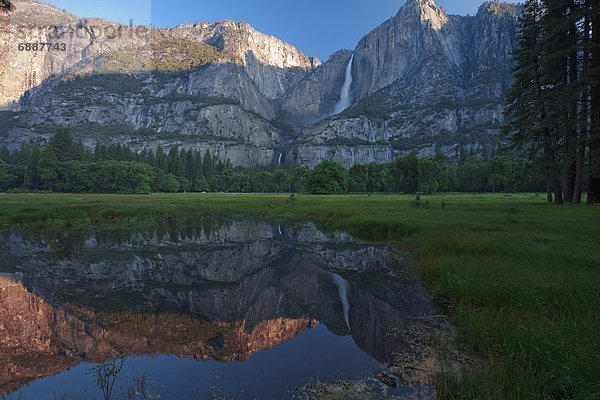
[278,153,283,166]
[333,54,354,115]
[332,273,351,333]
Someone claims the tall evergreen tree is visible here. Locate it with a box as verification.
[505,0,558,202]
[185,149,195,180]
[24,146,41,190]
[146,149,156,168]
[157,147,168,172]
[561,0,581,202]
[50,129,75,162]
[167,146,179,174]
[37,146,59,191]
[194,150,203,179]
[574,0,592,203]
[506,0,597,204]
[588,1,600,203]
[202,149,214,177]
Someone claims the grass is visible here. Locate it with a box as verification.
[0,192,599,399]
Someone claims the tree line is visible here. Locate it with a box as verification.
[504,0,600,204]
[0,131,543,194]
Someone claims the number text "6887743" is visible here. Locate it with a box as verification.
[18,43,67,52]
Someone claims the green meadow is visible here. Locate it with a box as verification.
[0,193,598,400]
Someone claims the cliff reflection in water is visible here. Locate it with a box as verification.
[0,217,443,396]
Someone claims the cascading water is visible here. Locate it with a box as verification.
[278,153,283,166]
[333,54,354,115]
[332,273,351,333]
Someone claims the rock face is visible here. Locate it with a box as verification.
[0,0,319,167]
[0,0,520,167]
[0,1,318,109]
[291,0,521,167]
[163,20,320,99]
[10,63,287,167]
[280,50,354,126]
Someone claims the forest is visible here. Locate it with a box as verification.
[504,0,600,204]
[0,130,543,195]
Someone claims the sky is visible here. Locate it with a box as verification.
[44,0,518,61]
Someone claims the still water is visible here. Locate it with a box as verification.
[0,216,443,399]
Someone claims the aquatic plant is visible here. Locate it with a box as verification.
[87,354,127,400]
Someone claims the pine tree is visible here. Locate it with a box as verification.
[140,149,149,164]
[194,150,203,179]
[94,144,107,161]
[541,0,574,203]
[202,149,214,177]
[38,146,59,191]
[176,148,186,177]
[167,146,179,174]
[185,149,195,180]
[588,1,600,203]
[50,129,75,162]
[561,0,580,202]
[157,147,168,172]
[146,149,156,168]
[24,146,41,190]
[72,139,86,161]
[505,0,558,202]
[122,145,134,161]
[574,0,593,203]
[506,0,596,204]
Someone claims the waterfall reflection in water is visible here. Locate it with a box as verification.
[331,273,351,333]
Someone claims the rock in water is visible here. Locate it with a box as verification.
[373,371,398,388]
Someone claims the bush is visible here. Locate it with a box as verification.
[307,161,348,194]
[154,173,180,193]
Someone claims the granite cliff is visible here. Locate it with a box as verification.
[291,0,520,167]
[0,0,520,168]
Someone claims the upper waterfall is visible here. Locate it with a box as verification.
[333,54,355,115]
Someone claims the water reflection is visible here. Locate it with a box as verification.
[0,217,444,399]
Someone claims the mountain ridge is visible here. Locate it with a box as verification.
[291,0,521,166]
